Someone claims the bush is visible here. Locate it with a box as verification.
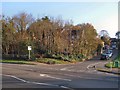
[2,54,28,60]
[47,60,55,64]
[61,55,70,61]
[36,53,85,64]
[52,54,62,60]
[36,58,69,64]
[52,54,84,62]
[68,54,84,61]
[35,54,43,58]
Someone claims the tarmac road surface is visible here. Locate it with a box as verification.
[1,49,119,89]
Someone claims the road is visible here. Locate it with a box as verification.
[1,49,119,89]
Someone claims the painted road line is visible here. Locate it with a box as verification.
[105,72,119,76]
[40,74,71,81]
[87,62,102,70]
[27,81,59,87]
[1,74,72,89]
[57,73,118,82]
[2,74,27,82]
[60,62,84,71]
[60,66,75,71]
[60,86,74,90]
[3,74,58,87]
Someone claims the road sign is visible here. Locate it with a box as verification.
[28,46,32,50]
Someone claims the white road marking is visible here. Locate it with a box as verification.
[60,66,74,71]
[60,62,84,71]
[27,81,59,87]
[40,74,71,81]
[105,72,119,76]
[1,74,72,89]
[60,86,74,90]
[40,74,46,77]
[57,73,118,82]
[3,74,27,82]
[87,62,102,70]
[104,62,109,64]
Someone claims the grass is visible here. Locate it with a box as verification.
[0,59,36,65]
[105,62,117,68]
[36,58,72,64]
[1,55,82,65]
[105,54,120,68]
[0,58,73,65]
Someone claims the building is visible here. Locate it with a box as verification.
[110,38,117,49]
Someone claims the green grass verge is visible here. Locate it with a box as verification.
[0,60,36,65]
[105,62,117,68]
[0,58,77,65]
[105,54,120,68]
[36,58,72,64]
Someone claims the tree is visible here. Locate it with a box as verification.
[99,30,110,45]
[12,12,34,56]
[2,12,102,60]
[28,16,67,56]
[13,12,34,32]
[99,30,109,38]
[76,23,98,57]
[2,16,16,55]
[2,13,34,59]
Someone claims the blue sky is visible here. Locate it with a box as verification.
[2,2,118,38]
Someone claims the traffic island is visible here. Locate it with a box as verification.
[96,68,120,75]
[105,61,120,68]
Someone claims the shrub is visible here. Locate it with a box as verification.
[36,58,69,64]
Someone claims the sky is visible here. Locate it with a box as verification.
[2,2,118,38]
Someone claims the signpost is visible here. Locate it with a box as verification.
[28,46,32,60]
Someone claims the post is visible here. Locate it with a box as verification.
[28,46,32,60]
[29,50,30,60]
